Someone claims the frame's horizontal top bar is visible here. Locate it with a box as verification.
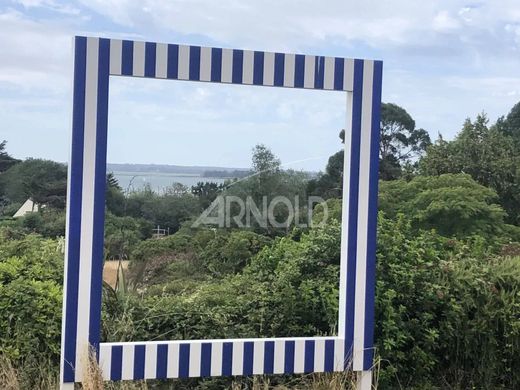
[77,36,382,92]
[100,336,339,347]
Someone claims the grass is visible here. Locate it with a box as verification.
[0,354,377,389]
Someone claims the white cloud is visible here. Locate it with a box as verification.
[0,9,72,92]
[12,0,81,15]
[432,10,461,32]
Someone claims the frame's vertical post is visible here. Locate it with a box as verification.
[60,35,87,389]
[60,36,110,389]
[340,58,382,389]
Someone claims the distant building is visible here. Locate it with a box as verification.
[13,199,40,218]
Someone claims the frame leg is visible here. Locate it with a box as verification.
[61,382,75,390]
[356,370,372,390]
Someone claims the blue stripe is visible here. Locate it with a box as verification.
[88,37,110,357]
[314,56,325,89]
[344,59,364,366]
[364,60,383,371]
[304,340,315,373]
[334,58,344,90]
[63,35,86,383]
[189,46,201,81]
[144,42,156,77]
[274,53,285,86]
[201,343,212,377]
[263,341,274,374]
[324,340,335,372]
[110,346,123,381]
[134,345,146,380]
[121,40,133,75]
[284,341,295,374]
[243,342,254,375]
[211,48,222,82]
[156,344,168,379]
[232,49,243,84]
[167,44,179,79]
[294,54,305,88]
[222,342,233,376]
[179,344,190,378]
[253,51,264,85]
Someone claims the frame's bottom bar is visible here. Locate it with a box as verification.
[91,337,347,382]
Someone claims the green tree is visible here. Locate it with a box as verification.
[105,172,125,216]
[0,159,67,208]
[379,103,431,180]
[420,113,520,224]
[191,181,224,209]
[0,140,19,173]
[307,150,344,199]
[379,174,508,239]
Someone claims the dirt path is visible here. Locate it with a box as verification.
[103,260,129,288]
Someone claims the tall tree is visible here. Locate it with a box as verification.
[379,103,431,180]
[339,102,431,180]
[0,140,20,173]
[420,113,520,224]
[0,159,67,208]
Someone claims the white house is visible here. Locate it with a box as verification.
[13,199,39,218]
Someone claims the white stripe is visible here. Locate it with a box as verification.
[178,45,190,80]
[338,91,354,338]
[334,338,345,371]
[314,339,325,372]
[99,345,111,380]
[200,47,212,82]
[263,52,275,86]
[145,344,157,379]
[121,344,135,380]
[344,58,355,91]
[353,60,374,371]
[74,36,99,382]
[109,39,122,75]
[167,343,179,378]
[221,48,233,83]
[232,342,243,375]
[210,341,222,376]
[324,56,335,90]
[283,53,295,87]
[242,50,254,85]
[189,343,201,377]
[304,55,315,88]
[155,43,168,79]
[273,340,284,374]
[252,340,264,375]
[293,339,305,374]
[132,40,145,77]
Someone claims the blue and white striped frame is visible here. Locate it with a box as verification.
[60,36,382,389]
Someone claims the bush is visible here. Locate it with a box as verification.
[0,231,63,364]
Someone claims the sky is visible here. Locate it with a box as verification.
[1,0,520,171]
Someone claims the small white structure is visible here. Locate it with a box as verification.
[13,199,39,218]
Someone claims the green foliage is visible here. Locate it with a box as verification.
[379,174,507,239]
[125,185,201,234]
[0,140,20,174]
[104,213,152,260]
[16,209,66,237]
[0,231,63,364]
[200,230,271,276]
[0,159,67,208]
[420,113,520,224]
[191,181,224,209]
[307,150,344,199]
[375,214,520,388]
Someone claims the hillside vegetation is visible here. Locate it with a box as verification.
[0,103,519,389]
